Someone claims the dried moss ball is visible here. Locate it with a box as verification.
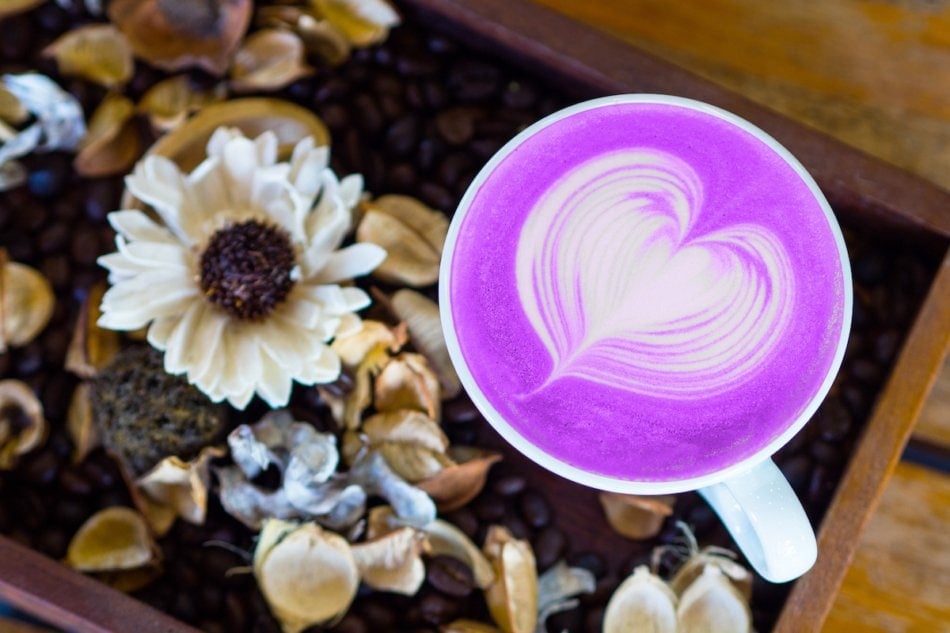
[90,345,225,476]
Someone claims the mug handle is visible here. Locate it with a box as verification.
[698,458,817,583]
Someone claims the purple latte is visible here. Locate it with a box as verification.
[442,97,849,483]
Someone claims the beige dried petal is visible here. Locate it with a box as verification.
[442,620,502,633]
[603,565,677,633]
[74,93,141,178]
[0,0,44,18]
[599,493,675,540]
[254,519,359,633]
[66,383,99,464]
[0,379,47,470]
[391,289,461,399]
[363,409,448,453]
[311,0,400,47]
[483,526,538,633]
[0,255,54,352]
[230,29,314,93]
[357,209,441,287]
[375,352,441,419]
[371,195,448,253]
[416,449,501,513]
[0,84,27,124]
[42,24,133,88]
[65,281,119,379]
[676,566,751,633]
[332,319,402,368]
[376,441,454,483]
[537,561,596,627]
[425,518,495,589]
[134,446,225,536]
[296,13,352,64]
[668,550,753,602]
[137,75,226,132]
[108,0,252,76]
[351,526,427,595]
[65,507,158,572]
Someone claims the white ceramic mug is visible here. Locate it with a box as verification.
[440,95,852,582]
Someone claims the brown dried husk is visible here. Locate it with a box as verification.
[598,492,675,540]
[483,526,538,633]
[66,383,98,464]
[424,518,495,589]
[602,565,677,633]
[230,29,314,93]
[137,75,226,132]
[73,93,141,177]
[65,281,120,379]
[668,548,753,602]
[416,448,501,512]
[0,0,44,19]
[42,24,134,87]
[134,446,226,536]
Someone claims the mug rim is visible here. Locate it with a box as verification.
[438,93,853,495]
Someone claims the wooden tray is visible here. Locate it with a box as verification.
[1,1,948,631]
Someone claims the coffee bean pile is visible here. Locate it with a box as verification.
[0,3,939,631]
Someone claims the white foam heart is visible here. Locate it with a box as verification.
[515,149,795,398]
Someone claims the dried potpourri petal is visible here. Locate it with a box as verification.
[351,525,428,595]
[664,521,753,601]
[310,0,400,47]
[230,29,314,93]
[65,281,120,379]
[598,492,676,540]
[536,560,596,630]
[0,379,47,470]
[256,5,352,65]
[42,24,134,88]
[65,507,158,573]
[253,519,360,633]
[603,565,677,633]
[0,250,55,352]
[483,526,538,633]
[442,621,502,633]
[421,517,495,589]
[416,447,502,512]
[73,93,142,177]
[676,566,751,633]
[136,75,226,132]
[374,352,441,419]
[391,288,461,398]
[134,446,226,536]
[66,383,98,464]
[107,0,253,75]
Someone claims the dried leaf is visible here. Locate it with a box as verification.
[599,493,675,540]
[66,382,99,464]
[351,526,427,595]
[134,446,225,536]
[0,379,47,470]
[676,566,751,633]
[0,0,44,18]
[417,449,501,513]
[311,0,400,47]
[442,621,502,633]
[65,507,158,572]
[254,519,359,632]
[43,24,133,87]
[108,0,252,75]
[391,288,461,398]
[65,281,119,379]
[483,526,538,633]
[230,29,314,93]
[73,93,141,177]
[357,196,447,286]
[0,255,55,352]
[375,352,441,419]
[603,566,677,633]
[137,75,226,132]
[425,518,495,589]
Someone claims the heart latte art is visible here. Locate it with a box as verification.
[515,149,795,398]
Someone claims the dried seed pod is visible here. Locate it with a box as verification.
[483,526,538,633]
[137,75,226,132]
[351,526,428,595]
[356,195,448,287]
[66,383,99,464]
[42,24,134,88]
[598,492,675,540]
[65,507,158,573]
[425,518,495,589]
[65,281,120,379]
[74,93,141,177]
[374,352,441,419]
[676,566,751,633]
[254,519,359,632]
[0,254,55,352]
[603,566,677,633]
[416,448,502,512]
[107,0,252,75]
[230,29,314,93]
[134,446,225,536]
[0,379,47,470]
[391,289,461,399]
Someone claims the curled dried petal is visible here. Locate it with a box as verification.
[230,29,314,93]
[311,0,400,47]
[363,409,449,453]
[483,526,538,633]
[0,84,27,124]
[332,319,403,368]
[603,566,677,633]
[137,75,226,132]
[376,441,454,483]
[66,281,120,379]
[374,352,441,419]
[537,561,596,630]
[1,255,55,352]
[676,566,751,633]
[425,518,495,589]
[66,383,99,464]
[65,507,158,572]
[0,379,47,470]
[351,526,427,595]
[357,196,447,286]
[416,448,501,513]
[134,446,225,536]
[42,24,133,87]
[391,289,461,398]
[599,492,675,540]
[669,550,753,602]
[73,93,141,177]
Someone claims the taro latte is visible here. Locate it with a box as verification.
[441,95,850,485]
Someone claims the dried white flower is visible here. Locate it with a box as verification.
[97,127,386,408]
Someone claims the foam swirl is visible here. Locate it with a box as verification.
[515,149,795,398]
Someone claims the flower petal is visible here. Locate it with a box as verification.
[107,210,177,244]
[314,242,386,283]
[125,155,190,241]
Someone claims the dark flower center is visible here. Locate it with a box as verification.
[199,220,296,320]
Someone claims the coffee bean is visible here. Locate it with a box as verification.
[52,498,90,527]
[435,107,477,145]
[418,182,454,212]
[474,494,506,523]
[533,526,567,570]
[35,528,68,558]
[778,454,812,493]
[357,597,397,629]
[501,514,531,541]
[502,80,539,110]
[417,138,446,173]
[547,606,583,632]
[334,613,370,633]
[686,502,717,535]
[817,398,852,442]
[427,554,475,597]
[873,329,901,364]
[417,591,460,625]
[58,468,93,496]
[385,115,421,157]
[444,507,479,540]
[40,255,70,288]
[492,474,526,497]
[396,53,440,78]
[443,395,480,424]
[437,152,474,190]
[519,490,552,529]
[23,449,59,486]
[448,60,501,101]
[850,357,885,385]
[354,93,385,136]
[584,606,605,633]
[386,162,419,192]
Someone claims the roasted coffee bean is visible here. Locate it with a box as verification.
[817,398,852,442]
[427,554,475,597]
[443,395,480,424]
[547,606,583,632]
[81,459,118,491]
[584,606,606,633]
[437,152,474,190]
[23,449,59,486]
[519,490,552,529]
[810,440,841,466]
[70,226,102,266]
[444,507,479,540]
[35,528,68,558]
[334,613,371,633]
[40,254,71,289]
[492,474,526,497]
[58,468,93,496]
[418,182,454,212]
[873,328,901,364]
[386,116,421,157]
[0,14,32,61]
[354,93,385,136]
[171,592,198,624]
[378,92,406,120]
[426,35,458,55]
[416,137,446,173]
[685,502,717,535]
[448,60,501,101]
[852,251,888,286]
[357,597,397,629]
[396,53,440,78]
[435,107,477,145]
[386,162,419,192]
[533,526,566,570]
[321,103,350,131]
[447,424,477,446]
[850,357,885,385]
[502,80,539,110]
[500,513,531,541]
[52,498,90,526]
[417,591,460,625]
[778,454,812,493]
[474,494,506,523]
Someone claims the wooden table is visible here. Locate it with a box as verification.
[532,1,950,630]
